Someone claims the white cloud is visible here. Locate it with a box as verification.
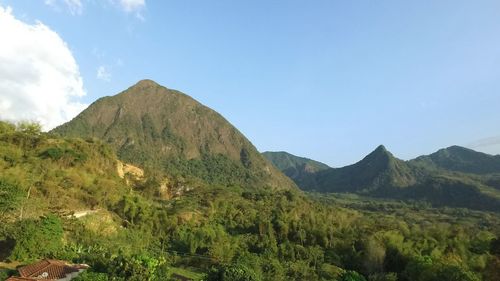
[96,65,111,82]
[0,5,87,130]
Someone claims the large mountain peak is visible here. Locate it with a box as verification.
[52,80,296,190]
[134,79,159,88]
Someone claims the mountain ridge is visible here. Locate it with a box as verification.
[410,145,500,174]
[262,151,330,188]
[265,145,500,211]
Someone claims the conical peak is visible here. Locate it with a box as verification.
[51,79,297,190]
[374,145,387,153]
[368,145,391,158]
[119,79,179,101]
[133,79,160,89]
[360,144,395,165]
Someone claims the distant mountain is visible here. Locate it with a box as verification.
[262,151,330,188]
[314,145,419,194]
[52,80,296,190]
[411,145,500,174]
[270,145,500,212]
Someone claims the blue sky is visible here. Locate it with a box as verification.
[1,0,500,167]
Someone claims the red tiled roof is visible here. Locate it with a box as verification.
[17,259,88,280]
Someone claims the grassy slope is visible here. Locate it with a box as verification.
[0,125,128,220]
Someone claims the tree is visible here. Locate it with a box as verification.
[484,256,500,281]
[0,179,24,217]
[340,270,367,281]
[16,121,42,135]
[402,256,434,281]
[73,271,109,281]
[0,121,15,134]
[363,238,386,274]
[369,272,398,281]
[240,148,252,168]
[207,261,262,281]
[490,238,500,256]
[9,214,64,261]
[436,264,480,281]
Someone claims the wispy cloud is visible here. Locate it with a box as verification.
[118,0,145,13]
[64,0,83,15]
[44,0,147,19]
[467,136,500,149]
[113,0,146,20]
[97,65,112,82]
[45,0,83,15]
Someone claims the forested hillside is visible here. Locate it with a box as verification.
[410,146,500,174]
[52,80,295,191]
[1,121,500,281]
[262,151,330,188]
[266,146,500,212]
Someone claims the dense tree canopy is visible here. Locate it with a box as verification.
[0,121,499,280]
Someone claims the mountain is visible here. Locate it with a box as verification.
[262,151,330,188]
[52,79,295,190]
[411,145,500,174]
[313,145,419,194]
[270,145,500,212]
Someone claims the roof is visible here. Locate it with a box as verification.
[6,277,35,281]
[16,259,88,280]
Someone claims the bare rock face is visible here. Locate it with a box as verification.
[117,160,145,185]
[158,178,171,200]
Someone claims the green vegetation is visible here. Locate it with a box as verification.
[0,121,127,223]
[8,215,64,261]
[262,151,330,188]
[0,179,24,215]
[1,121,499,280]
